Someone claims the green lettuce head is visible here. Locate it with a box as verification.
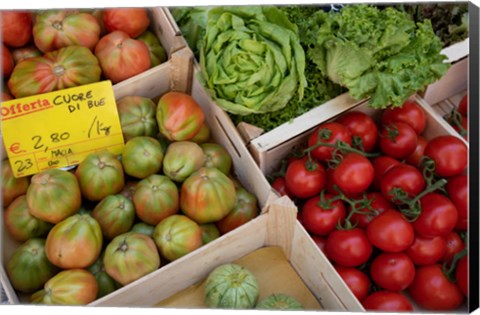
[199,6,307,116]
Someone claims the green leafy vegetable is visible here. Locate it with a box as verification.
[171,7,211,56]
[198,6,307,116]
[394,3,469,47]
[308,4,451,109]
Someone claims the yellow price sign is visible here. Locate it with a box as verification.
[1,81,125,178]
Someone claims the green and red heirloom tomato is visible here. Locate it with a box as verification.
[133,174,179,225]
[190,123,211,144]
[87,252,122,299]
[204,263,259,309]
[136,30,167,67]
[116,95,158,141]
[201,143,233,175]
[95,30,151,84]
[163,141,205,182]
[11,45,43,64]
[33,10,101,53]
[216,186,258,234]
[180,167,237,224]
[408,264,465,310]
[156,91,205,141]
[2,44,14,77]
[75,150,125,201]
[7,238,58,293]
[103,8,150,38]
[30,269,98,305]
[130,222,155,237]
[153,214,203,261]
[8,45,102,98]
[122,136,164,179]
[256,294,304,310]
[200,223,221,244]
[4,195,53,242]
[92,194,135,240]
[362,291,413,312]
[103,232,160,286]
[1,11,32,47]
[27,169,81,224]
[2,159,30,208]
[45,214,103,269]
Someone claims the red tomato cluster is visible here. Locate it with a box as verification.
[271,100,469,312]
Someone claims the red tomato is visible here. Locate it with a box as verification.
[335,111,378,152]
[404,136,428,167]
[441,231,465,263]
[370,252,415,291]
[409,264,465,310]
[331,153,374,196]
[311,234,328,257]
[379,163,425,204]
[367,209,415,253]
[285,157,327,199]
[326,228,372,267]
[1,11,32,47]
[414,193,458,237]
[456,255,468,297]
[301,194,346,236]
[271,176,290,198]
[307,122,352,162]
[2,44,14,78]
[424,135,468,178]
[103,8,150,38]
[446,175,468,231]
[371,155,401,191]
[405,234,447,265]
[381,99,427,134]
[379,122,418,160]
[334,265,371,301]
[458,94,468,117]
[349,192,393,228]
[362,291,413,312]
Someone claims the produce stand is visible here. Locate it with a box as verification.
[0,2,475,313]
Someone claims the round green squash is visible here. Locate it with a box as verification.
[256,294,304,310]
[204,263,259,309]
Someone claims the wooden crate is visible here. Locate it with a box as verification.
[90,194,363,311]
[420,38,469,106]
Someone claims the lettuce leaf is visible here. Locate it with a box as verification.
[309,4,450,109]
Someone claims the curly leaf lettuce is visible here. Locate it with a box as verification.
[309,5,450,109]
[198,6,307,115]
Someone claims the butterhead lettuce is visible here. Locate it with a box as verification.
[198,6,307,115]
